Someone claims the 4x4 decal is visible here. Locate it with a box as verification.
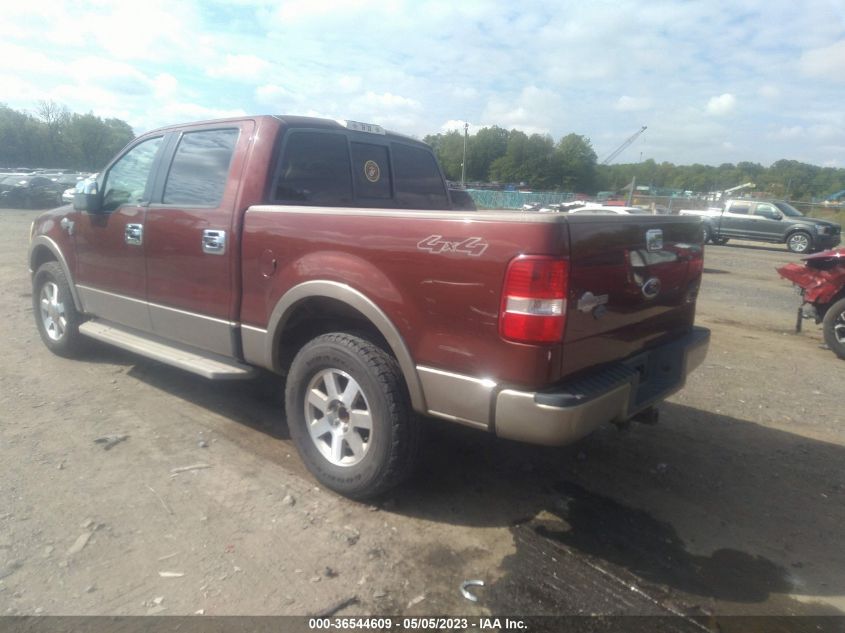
[417,235,489,257]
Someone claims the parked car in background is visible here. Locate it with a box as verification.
[680,199,841,253]
[0,175,65,209]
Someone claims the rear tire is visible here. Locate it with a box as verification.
[702,224,712,244]
[32,261,85,357]
[822,298,845,360]
[284,333,420,499]
[787,231,813,254]
[711,237,729,246]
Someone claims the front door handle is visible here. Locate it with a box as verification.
[202,229,226,255]
[125,223,143,246]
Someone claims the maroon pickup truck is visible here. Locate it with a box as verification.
[28,115,709,498]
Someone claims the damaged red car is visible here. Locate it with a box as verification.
[777,248,845,359]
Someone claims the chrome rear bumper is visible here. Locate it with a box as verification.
[494,326,710,445]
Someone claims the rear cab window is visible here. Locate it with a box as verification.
[270,126,449,210]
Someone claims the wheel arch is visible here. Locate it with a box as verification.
[29,236,83,312]
[264,281,426,413]
[784,226,812,242]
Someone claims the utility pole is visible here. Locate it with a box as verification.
[461,122,468,187]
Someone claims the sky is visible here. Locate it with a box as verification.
[3,0,845,167]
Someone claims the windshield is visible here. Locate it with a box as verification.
[774,202,804,217]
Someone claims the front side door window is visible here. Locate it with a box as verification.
[102,137,163,212]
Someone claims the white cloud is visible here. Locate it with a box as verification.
[800,39,845,80]
[255,84,292,106]
[615,96,651,112]
[135,103,248,132]
[760,85,780,98]
[481,86,558,135]
[153,74,179,99]
[771,126,804,139]
[207,54,271,82]
[69,57,159,94]
[337,75,362,93]
[451,86,478,100]
[273,0,372,22]
[356,92,422,110]
[706,93,736,116]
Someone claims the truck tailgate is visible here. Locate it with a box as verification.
[561,215,703,378]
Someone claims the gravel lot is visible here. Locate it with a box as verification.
[1,208,843,620]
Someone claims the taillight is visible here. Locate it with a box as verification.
[500,256,569,344]
[689,246,704,277]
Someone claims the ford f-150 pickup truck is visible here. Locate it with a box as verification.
[679,199,841,253]
[29,115,709,498]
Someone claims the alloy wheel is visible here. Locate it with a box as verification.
[40,281,67,341]
[304,368,373,467]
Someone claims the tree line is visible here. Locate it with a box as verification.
[424,127,600,194]
[425,127,845,201]
[3,102,844,201]
[0,102,134,172]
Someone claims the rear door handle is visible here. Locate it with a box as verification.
[125,223,143,245]
[202,229,226,255]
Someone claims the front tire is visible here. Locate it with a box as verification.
[787,231,813,254]
[32,261,85,357]
[823,298,845,360]
[285,333,420,499]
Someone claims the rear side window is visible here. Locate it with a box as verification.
[163,128,239,206]
[275,131,352,205]
[729,202,751,214]
[392,143,449,209]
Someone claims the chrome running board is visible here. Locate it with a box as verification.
[79,319,257,380]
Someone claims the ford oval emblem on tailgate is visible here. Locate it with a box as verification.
[642,277,662,299]
[646,228,663,252]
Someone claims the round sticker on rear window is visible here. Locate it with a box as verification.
[364,160,380,183]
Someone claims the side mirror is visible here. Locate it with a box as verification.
[772,211,783,220]
[73,180,103,213]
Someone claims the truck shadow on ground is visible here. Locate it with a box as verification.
[398,403,845,614]
[115,357,843,613]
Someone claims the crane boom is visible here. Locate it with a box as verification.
[601,126,647,164]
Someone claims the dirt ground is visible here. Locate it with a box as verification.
[0,208,843,620]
